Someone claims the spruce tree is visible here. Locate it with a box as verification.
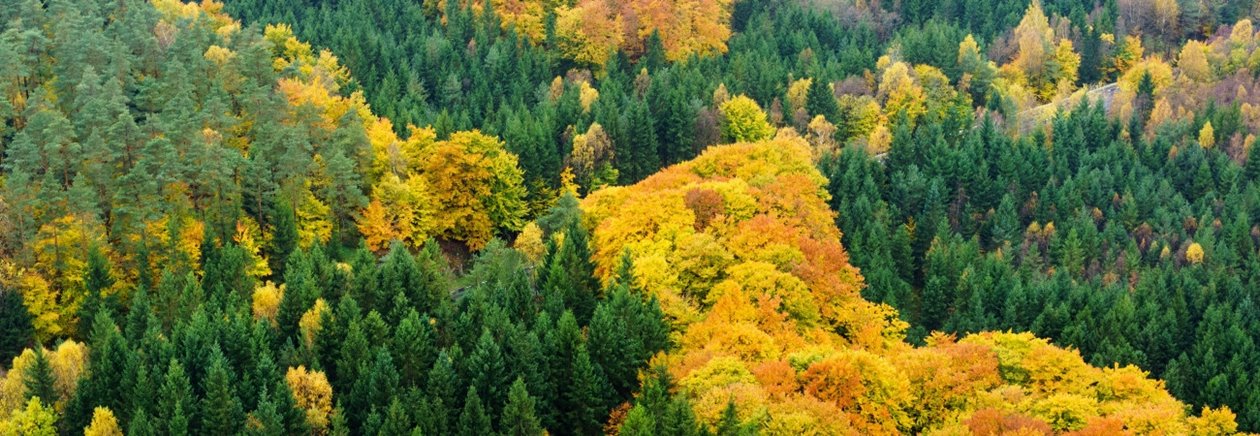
[201,350,245,435]
[457,386,493,436]
[806,77,840,125]
[0,287,34,365]
[500,378,543,436]
[22,346,57,405]
[469,329,509,422]
[78,245,115,339]
[158,359,193,436]
[565,343,606,435]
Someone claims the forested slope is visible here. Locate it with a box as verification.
[2,0,1260,434]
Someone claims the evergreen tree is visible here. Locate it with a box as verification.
[22,346,57,405]
[457,387,493,436]
[468,329,509,422]
[565,343,606,435]
[201,350,245,435]
[77,245,115,338]
[0,287,34,364]
[500,378,542,436]
[268,199,300,278]
[158,360,193,436]
[806,77,840,124]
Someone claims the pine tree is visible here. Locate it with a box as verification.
[201,350,245,435]
[0,287,34,365]
[128,409,156,436]
[77,245,115,339]
[714,401,750,436]
[379,397,413,436]
[619,404,656,436]
[158,359,193,436]
[391,309,437,388]
[457,386,493,436]
[268,199,299,278]
[468,329,509,422]
[246,388,285,436]
[806,77,840,124]
[500,378,542,436]
[565,343,606,435]
[426,348,464,426]
[23,346,57,405]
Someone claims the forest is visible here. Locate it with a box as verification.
[1,0,1260,434]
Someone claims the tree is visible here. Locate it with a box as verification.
[0,397,57,436]
[1179,40,1211,82]
[22,346,56,406]
[806,78,840,125]
[457,386,493,436]
[1186,242,1205,264]
[568,123,618,192]
[84,407,124,436]
[565,344,606,435]
[719,95,774,143]
[1199,122,1215,149]
[157,359,193,436]
[0,287,34,364]
[285,366,333,432]
[201,351,245,435]
[500,378,542,436]
[421,130,529,250]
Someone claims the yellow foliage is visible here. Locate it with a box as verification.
[1186,242,1206,264]
[234,218,271,279]
[0,398,56,436]
[358,199,398,253]
[514,222,546,264]
[1119,58,1174,95]
[583,139,1233,431]
[805,115,838,159]
[365,174,435,251]
[296,187,333,248]
[578,81,599,113]
[83,407,123,436]
[32,214,107,337]
[286,366,334,433]
[0,341,84,416]
[554,2,625,67]
[48,340,86,409]
[299,299,329,348]
[1190,407,1239,435]
[421,130,528,250]
[719,95,775,143]
[252,281,284,326]
[787,78,812,113]
[15,271,60,342]
[867,124,892,155]
[1179,40,1213,82]
[878,62,926,121]
[1198,123,1216,150]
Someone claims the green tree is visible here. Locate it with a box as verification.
[457,386,493,436]
[0,288,34,364]
[22,346,57,405]
[201,350,245,435]
[500,378,542,436]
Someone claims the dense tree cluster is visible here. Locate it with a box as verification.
[5,0,1260,433]
[584,138,1237,433]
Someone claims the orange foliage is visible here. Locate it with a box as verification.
[583,138,1234,433]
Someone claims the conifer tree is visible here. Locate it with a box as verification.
[457,386,493,436]
[23,346,57,405]
[500,378,543,436]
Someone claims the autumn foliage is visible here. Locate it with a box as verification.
[583,138,1240,433]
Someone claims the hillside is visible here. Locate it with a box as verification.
[2,0,1260,434]
[582,136,1236,434]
